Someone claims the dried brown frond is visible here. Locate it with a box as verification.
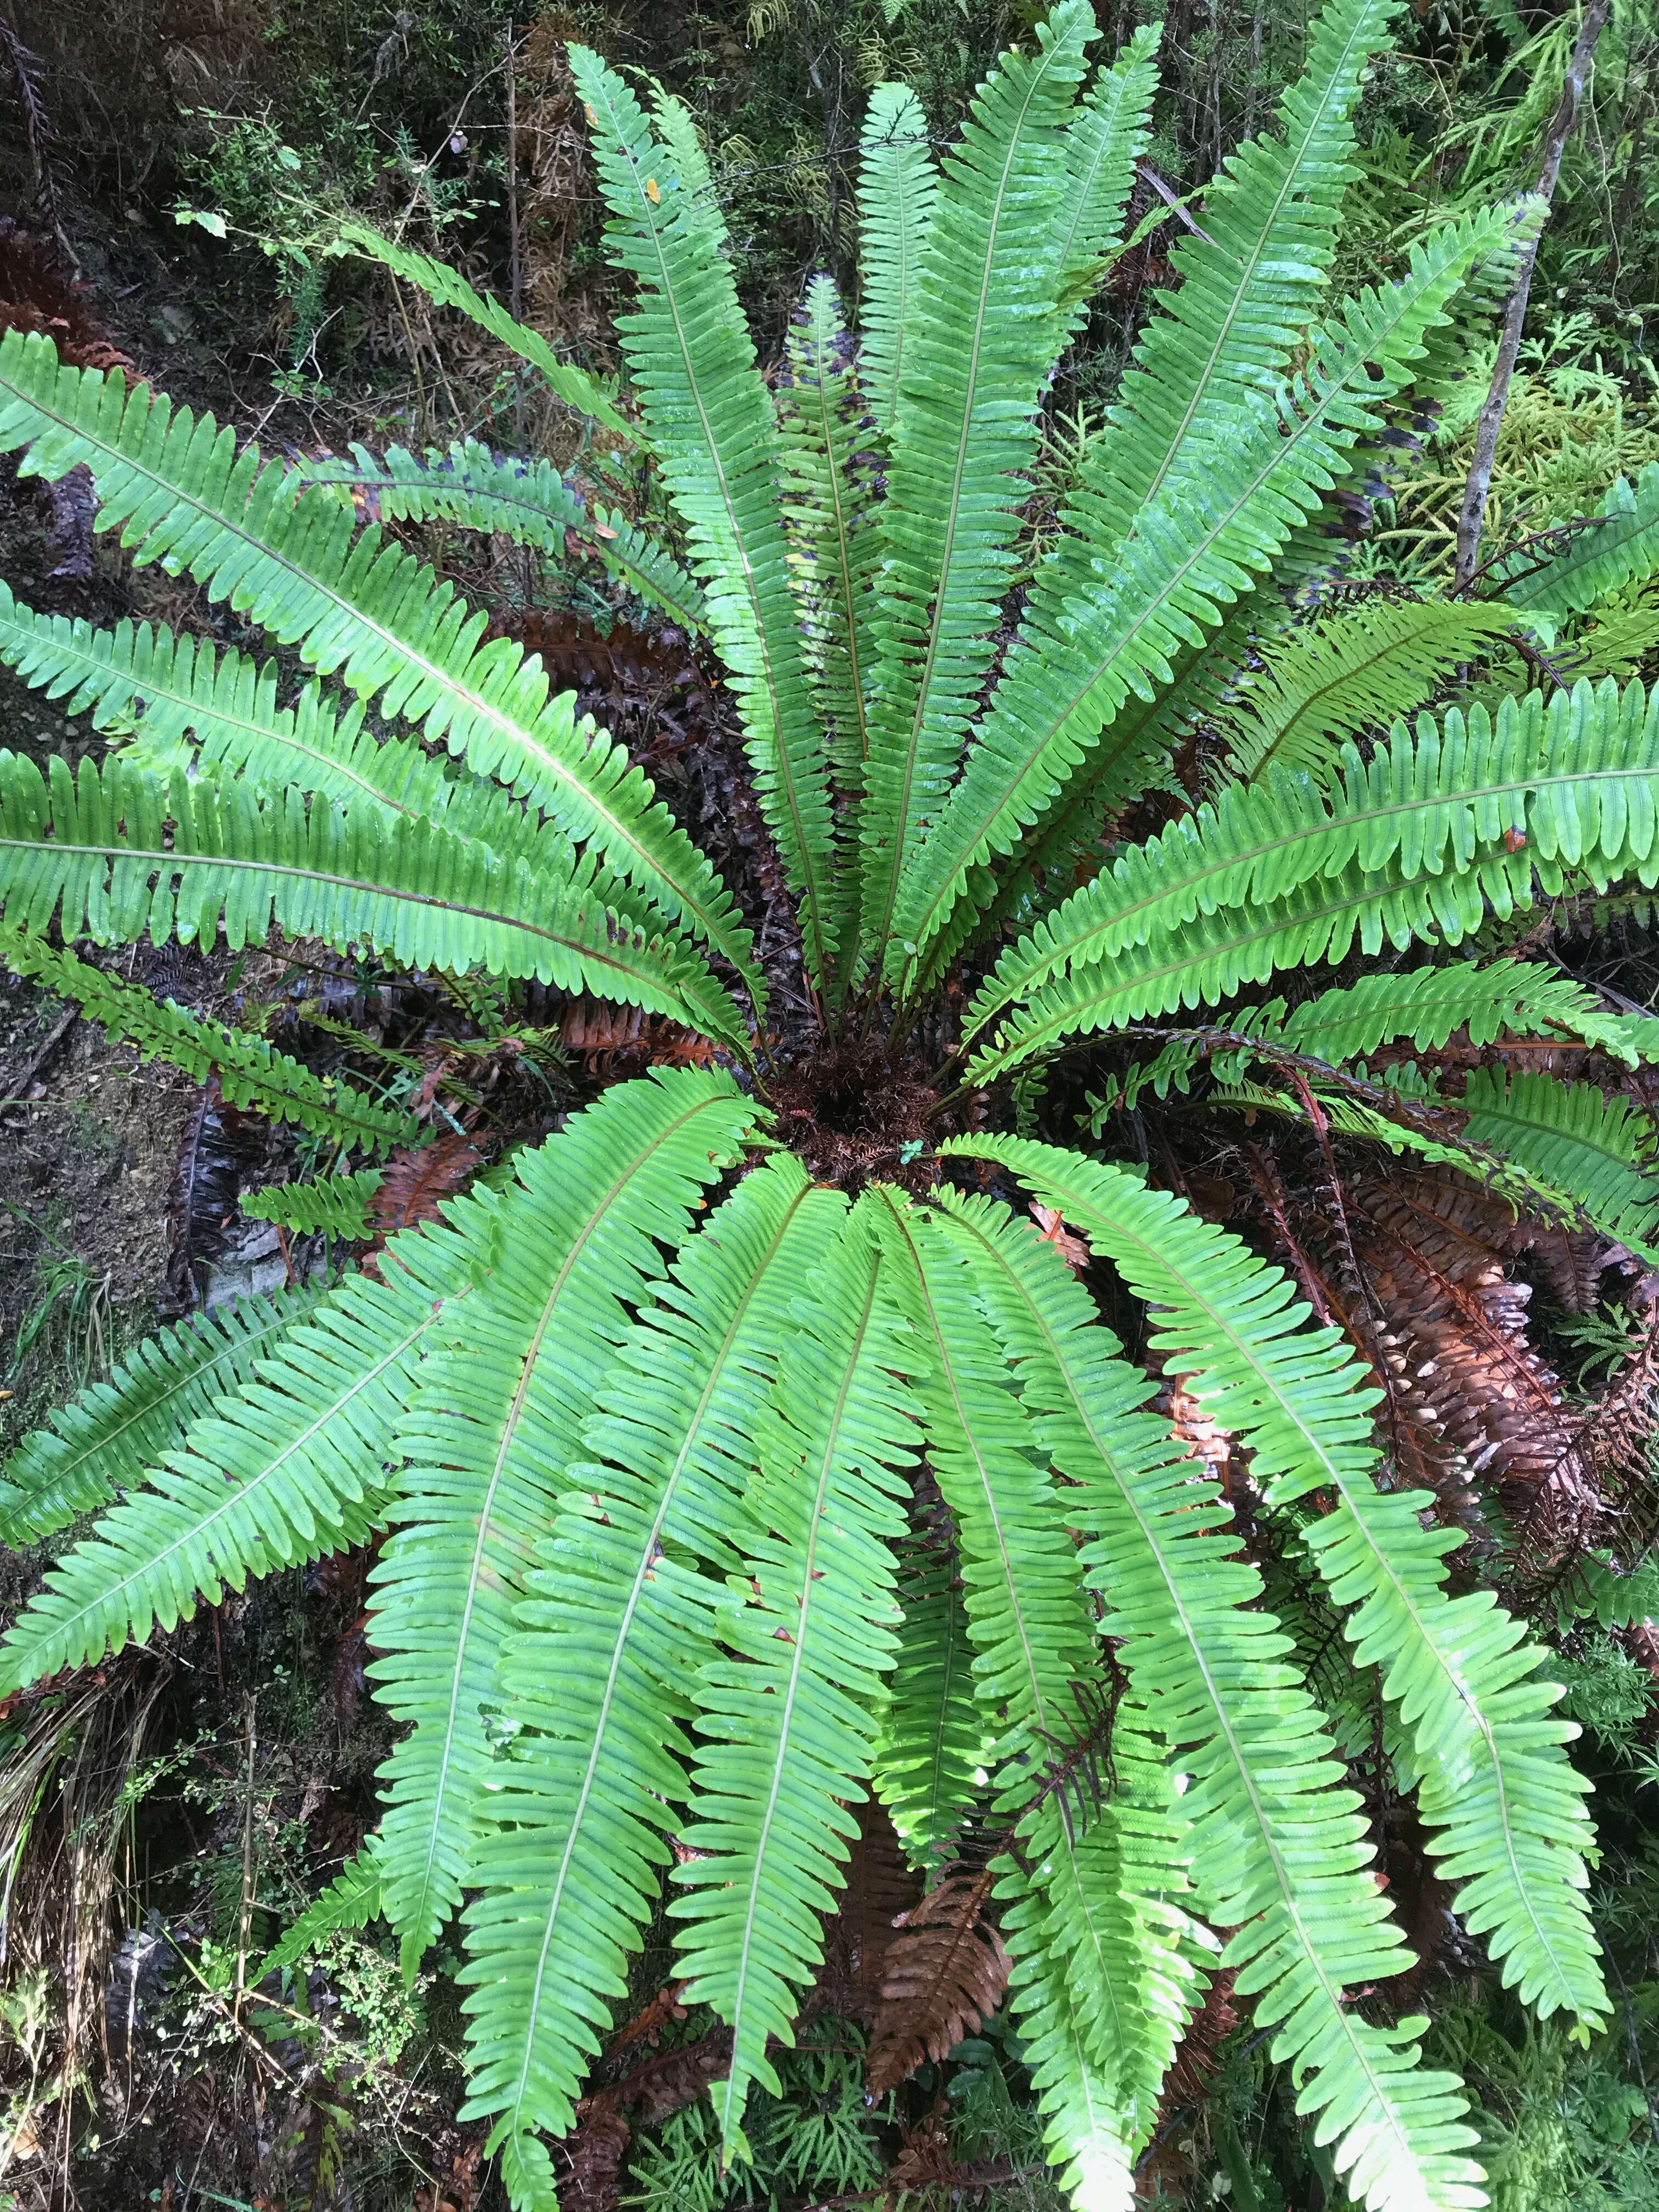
[367,1132,482,1255]
[558,997,715,1073]
[865,1867,1012,2095]
[560,2095,631,2212]
[0,217,134,374]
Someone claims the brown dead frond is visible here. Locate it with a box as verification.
[865,1866,1011,2095]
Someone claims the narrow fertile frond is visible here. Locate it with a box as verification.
[295,439,708,636]
[0,752,746,1047]
[459,1152,845,2204]
[0,1286,315,1546]
[1459,1069,1659,1251]
[857,1,1095,974]
[337,223,632,441]
[371,1071,759,1979]
[1214,600,1516,783]
[894,206,1521,972]
[571,48,840,983]
[670,1210,918,2151]
[0,334,759,998]
[856,83,939,433]
[929,1183,1486,2212]
[950,1139,1606,2030]
[970,677,1659,1080]
[242,1169,385,1240]
[1494,460,1659,622]
[1081,0,1399,545]
[0,926,423,1153]
[777,276,879,805]
[0,1204,483,1693]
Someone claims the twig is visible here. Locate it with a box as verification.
[1453,0,1610,591]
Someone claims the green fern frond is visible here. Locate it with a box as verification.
[571,48,840,984]
[870,1519,985,1868]
[0,333,760,1001]
[1228,960,1639,1068]
[778,275,879,809]
[373,1070,760,1979]
[969,678,1659,1081]
[0,1286,315,1546]
[856,0,1094,974]
[0,752,746,1048]
[928,1180,1487,2212]
[892,204,1522,974]
[336,223,633,441]
[294,439,708,635]
[1079,0,1400,553]
[241,1169,386,1239]
[949,1138,1606,2032]
[1048,26,1163,326]
[1214,599,1516,783]
[1458,1068,1659,1251]
[856,83,939,434]
[670,1205,918,2152]
[459,1148,844,2198]
[261,1842,385,1977]
[1494,461,1659,623]
[0,1203,484,1693]
[0,926,424,1153]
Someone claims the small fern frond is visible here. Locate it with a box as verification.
[857,0,1094,974]
[459,1148,844,2194]
[261,1842,385,1977]
[0,334,760,1000]
[571,48,840,984]
[0,1206,483,1693]
[856,83,939,433]
[242,1169,386,1239]
[670,1206,918,2153]
[0,753,746,1048]
[969,678,1659,1081]
[295,439,708,636]
[893,204,1521,974]
[1214,599,1516,783]
[1494,460,1659,623]
[0,926,423,1153]
[373,1070,759,1979]
[336,222,633,440]
[929,1180,1487,2212]
[949,1138,1607,2031]
[0,1286,315,1546]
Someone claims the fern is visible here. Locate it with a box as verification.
[1494,460,1659,623]
[0,925,424,1152]
[0,1286,315,1545]
[569,48,840,985]
[259,1843,385,1977]
[0,752,745,1048]
[372,1071,760,1978]
[1458,1069,1659,1251]
[970,678,1659,1082]
[855,1,1094,973]
[870,1505,985,1867]
[855,83,939,434]
[294,439,708,636]
[1048,26,1162,322]
[0,332,761,1002]
[1213,599,1517,783]
[241,1169,386,1239]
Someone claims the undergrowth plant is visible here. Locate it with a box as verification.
[3,3,1659,2207]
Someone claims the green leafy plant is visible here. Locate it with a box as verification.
[3,4,1659,2209]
